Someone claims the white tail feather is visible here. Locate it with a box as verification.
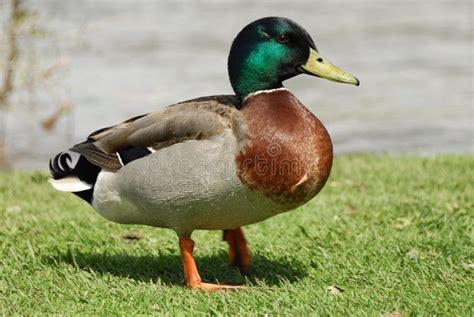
[48,177,92,192]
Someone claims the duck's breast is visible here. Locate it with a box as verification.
[236,88,333,207]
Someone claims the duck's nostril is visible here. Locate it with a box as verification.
[317,58,323,63]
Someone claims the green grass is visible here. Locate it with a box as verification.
[0,155,473,315]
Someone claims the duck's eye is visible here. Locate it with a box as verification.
[276,34,289,44]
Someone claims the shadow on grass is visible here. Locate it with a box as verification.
[43,250,307,286]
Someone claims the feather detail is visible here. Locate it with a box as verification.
[48,177,92,192]
[70,142,122,171]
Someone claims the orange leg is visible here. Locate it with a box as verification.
[179,238,244,291]
[223,227,251,275]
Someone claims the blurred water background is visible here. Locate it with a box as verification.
[0,0,472,170]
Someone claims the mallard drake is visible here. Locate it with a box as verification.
[49,17,359,291]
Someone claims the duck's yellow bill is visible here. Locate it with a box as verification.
[301,48,360,86]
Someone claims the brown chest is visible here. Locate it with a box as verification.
[235,89,333,207]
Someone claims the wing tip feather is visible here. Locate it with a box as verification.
[48,177,93,192]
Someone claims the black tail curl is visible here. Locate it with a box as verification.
[48,152,102,204]
[49,152,74,180]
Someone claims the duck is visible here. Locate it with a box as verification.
[48,17,359,291]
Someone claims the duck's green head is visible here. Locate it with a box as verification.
[228,17,359,99]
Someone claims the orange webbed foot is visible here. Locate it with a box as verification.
[190,282,245,292]
[179,237,245,291]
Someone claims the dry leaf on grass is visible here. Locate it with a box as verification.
[6,205,21,213]
[405,249,419,260]
[463,263,474,270]
[327,284,344,295]
[150,304,161,310]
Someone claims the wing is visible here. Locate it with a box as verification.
[69,95,245,172]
